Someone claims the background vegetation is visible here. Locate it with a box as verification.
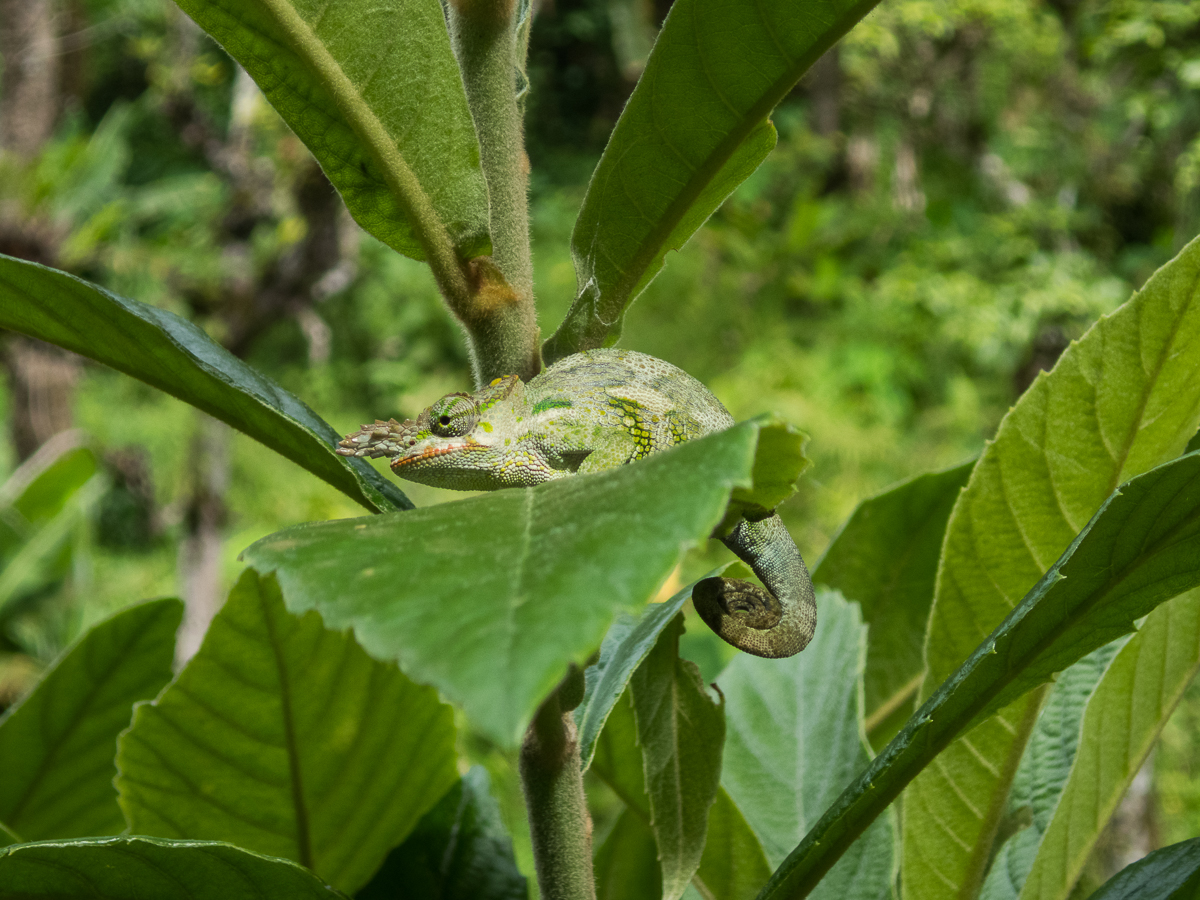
[2,0,1199,889]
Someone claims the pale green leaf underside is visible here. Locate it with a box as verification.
[0,255,410,514]
[978,638,1126,900]
[1017,589,1200,900]
[243,419,807,747]
[545,0,881,361]
[631,615,725,900]
[721,592,894,900]
[0,837,348,899]
[0,599,180,842]
[116,570,456,895]
[905,234,1200,900]
[758,449,1200,900]
[176,0,490,261]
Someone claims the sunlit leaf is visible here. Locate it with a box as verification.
[175,0,489,261]
[545,0,882,359]
[904,234,1200,900]
[1017,589,1200,900]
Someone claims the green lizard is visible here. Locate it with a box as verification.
[337,348,816,658]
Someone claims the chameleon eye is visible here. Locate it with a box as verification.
[428,394,478,437]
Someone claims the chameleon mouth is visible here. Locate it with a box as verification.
[390,443,481,469]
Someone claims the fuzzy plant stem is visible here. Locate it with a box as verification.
[448,0,541,386]
[519,668,596,900]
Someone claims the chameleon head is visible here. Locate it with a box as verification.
[336,375,533,490]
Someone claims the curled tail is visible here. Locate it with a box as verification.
[692,514,816,659]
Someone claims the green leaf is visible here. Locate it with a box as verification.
[116,570,456,895]
[1017,588,1200,900]
[0,599,181,842]
[543,0,881,360]
[595,808,663,900]
[356,767,526,900]
[242,418,806,747]
[592,687,649,817]
[812,461,973,725]
[175,0,489,262]
[722,591,894,900]
[0,255,410,514]
[577,571,723,770]
[1086,837,1200,900]
[631,614,725,900]
[759,451,1200,900]
[592,686,767,900]
[695,787,772,900]
[905,235,1200,900]
[978,639,1127,900]
[0,836,348,899]
[0,471,106,619]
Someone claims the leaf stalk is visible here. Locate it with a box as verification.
[519,667,596,900]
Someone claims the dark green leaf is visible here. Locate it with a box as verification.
[759,450,1200,900]
[722,591,893,898]
[176,0,489,262]
[1089,838,1200,900]
[595,808,662,900]
[116,570,456,895]
[0,599,180,842]
[356,767,526,900]
[0,256,410,514]
[630,615,724,900]
[812,462,972,723]
[0,836,348,899]
[544,0,880,359]
[694,787,772,900]
[242,419,806,746]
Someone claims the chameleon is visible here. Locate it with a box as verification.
[336,348,816,658]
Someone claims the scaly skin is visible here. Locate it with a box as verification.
[337,348,816,658]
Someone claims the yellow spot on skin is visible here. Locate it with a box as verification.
[481,421,493,433]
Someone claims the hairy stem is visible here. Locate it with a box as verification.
[449,0,541,385]
[519,668,596,900]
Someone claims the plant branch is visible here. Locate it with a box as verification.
[449,0,541,384]
[519,667,596,900]
[258,0,472,311]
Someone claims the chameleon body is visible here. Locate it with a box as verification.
[337,348,816,658]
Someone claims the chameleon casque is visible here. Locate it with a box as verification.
[337,348,816,658]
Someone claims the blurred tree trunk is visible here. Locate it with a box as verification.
[4,340,80,462]
[175,414,230,666]
[168,15,353,661]
[807,48,841,138]
[0,0,61,156]
[1,0,77,465]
